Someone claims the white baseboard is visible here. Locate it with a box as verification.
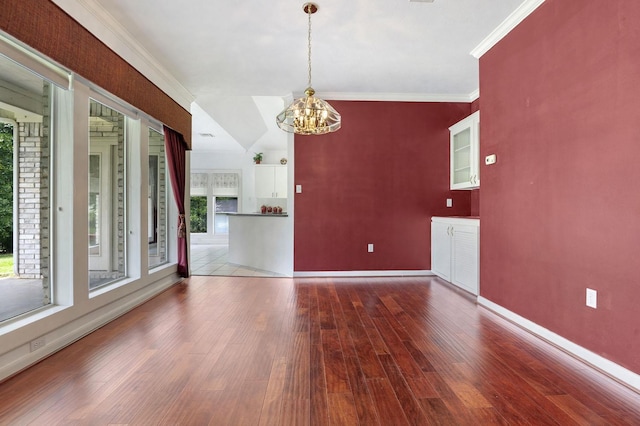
[293,270,434,278]
[478,296,640,393]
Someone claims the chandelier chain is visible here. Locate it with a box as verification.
[307,6,312,88]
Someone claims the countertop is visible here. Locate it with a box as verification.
[437,216,480,219]
[432,216,479,224]
[226,212,289,217]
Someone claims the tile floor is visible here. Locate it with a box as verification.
[190,244,287,277]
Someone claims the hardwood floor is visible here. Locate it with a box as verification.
[1,276,639,425]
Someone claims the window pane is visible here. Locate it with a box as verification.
[190,196,207,233]
[88,100,126,289]
[214,197,238,234]
[0,54,52,322]
[148,128,167,268]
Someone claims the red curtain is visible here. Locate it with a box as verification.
[163,125,189,277]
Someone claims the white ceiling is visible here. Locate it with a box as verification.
[53,0,533,153]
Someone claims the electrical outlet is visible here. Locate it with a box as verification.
[30,337,46,352]
[586,288,597,309]
[446,198,453,208]
[367,243,374,253]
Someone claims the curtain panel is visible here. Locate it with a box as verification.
[163,125,189,277]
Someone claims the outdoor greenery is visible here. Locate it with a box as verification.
[190,196,207,233]
[0,253,14,277]
[0,123,13,253]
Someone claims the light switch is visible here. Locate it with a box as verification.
[295,184,302,193]
[586,288,597,309]
[446,198,453,208]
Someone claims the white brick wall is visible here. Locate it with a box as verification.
[10,84,51,303]
[149,130,167,266]
[17,121,47,283]
[88,101,126,282]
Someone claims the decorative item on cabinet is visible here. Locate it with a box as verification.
[260,205,283,214]
[253,152,263,164]
[449,111,480,190]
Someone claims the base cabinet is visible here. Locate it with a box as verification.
[431,220,452,281]
[431,217,479,295]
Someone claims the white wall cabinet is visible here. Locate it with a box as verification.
[431,217,479,295]
[255,165,288,198]
[449,111,480,190]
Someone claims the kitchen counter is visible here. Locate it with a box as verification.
[228,213,293,276]
[432,216,479,225]
[226,212,288,217]
[437,216,480,219]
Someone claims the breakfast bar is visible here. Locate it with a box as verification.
[227,213,292,276]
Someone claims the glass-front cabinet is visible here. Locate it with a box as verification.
[449,111,480,190]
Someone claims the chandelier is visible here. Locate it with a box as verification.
[276,3,341,135]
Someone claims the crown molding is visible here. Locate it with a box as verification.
[51,0,490,109]
[305,91,479,103]
[51,0,195,111]
[471,0,546,59]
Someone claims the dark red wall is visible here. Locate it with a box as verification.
[480,1,640,373]
[470,190,480,217]
[294,101,471,271]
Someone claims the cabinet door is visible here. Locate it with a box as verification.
[273,166,288,198]
[451,224,479,294]
[451,126,472,188]
[450,111,480,190]
[469,116,480,187]
[255,166,275,198]
[431,221,452,281]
